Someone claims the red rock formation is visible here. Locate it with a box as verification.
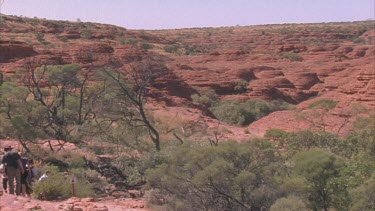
[0,15,374,137]
[0,41,37,62]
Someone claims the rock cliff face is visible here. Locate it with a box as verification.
[0,41,37,62]
[0,15,374,136]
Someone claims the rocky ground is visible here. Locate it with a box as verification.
[0,193,148,211]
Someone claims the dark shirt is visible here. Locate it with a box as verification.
[1,151,21,168]
[21,156,28,169]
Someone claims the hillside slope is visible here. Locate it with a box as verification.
[0,15,374,138]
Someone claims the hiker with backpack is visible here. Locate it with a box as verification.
[19,152,31,196]
[0,145,25,195]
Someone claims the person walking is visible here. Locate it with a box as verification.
[26,159,37,195]
[0,146,24,195]
[0,163,7,193]
[19,152,29,196]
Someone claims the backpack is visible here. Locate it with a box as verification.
[5,152,20,168]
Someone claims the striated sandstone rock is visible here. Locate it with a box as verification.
[59,31,81,39]
[284,72,322,90]
[278,44,307,53]
[0,41,37,62]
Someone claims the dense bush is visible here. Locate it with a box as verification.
[265,125,375,210]
[210,99,293,126]
[308,99,337,110]
[191,89,218,107]
[233,80,249,93]
[120,37,138,45]
[33,172,71,200]
[265,129,341,158]
[164,44,180,53]
[33,165,95,200]
[280,52,304,61]
[184,44,196,55]
[350,175,375,211]
[141,43,153,50]
[292,148,349,210]
[146,140,283,210]
[270,196,309,211]
[32,166,70,200]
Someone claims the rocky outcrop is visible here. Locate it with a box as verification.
[278,44,307,53]
[284,72,322,90]
[0,41,37,62]
[58,30,81,39]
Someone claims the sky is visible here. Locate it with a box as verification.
[1,0,374,29]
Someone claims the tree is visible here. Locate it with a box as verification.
[341,116,375,187]
[293,148,349,211]
[97,59,161,151]
[210,99,292,126]
[0,81,31,141]
[146,140,283,210]
[265,129,342,158]
[350,175,375,211]
[270,196,310,211]
[17,62,94,151]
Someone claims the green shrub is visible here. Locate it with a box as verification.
[120,37,137,46]
[293,148,349,210]
[191,89,218,106]
[184,44,196,55]
[280,52,304,61]
[164,44,180,53]
[210,99,293,126]
[69,168,98,197]
[233,80,248,93]
[33,165,95,200]
[29,19,40,26]
[63,152,86,169]
[35,33,48,44]
[113,150,168,186]
[80,28,92,39]
[210,100,248,125]
[141,43,153,50]
[352,37,365,44]
[308,99,337,110]
[266,129,341,158]
[33,167,70,200]
[270,196,309,211]
[57,35,68,42]
[350,175,375,211]
[146,140,283,210]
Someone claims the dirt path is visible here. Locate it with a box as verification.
[0,193,148,211]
